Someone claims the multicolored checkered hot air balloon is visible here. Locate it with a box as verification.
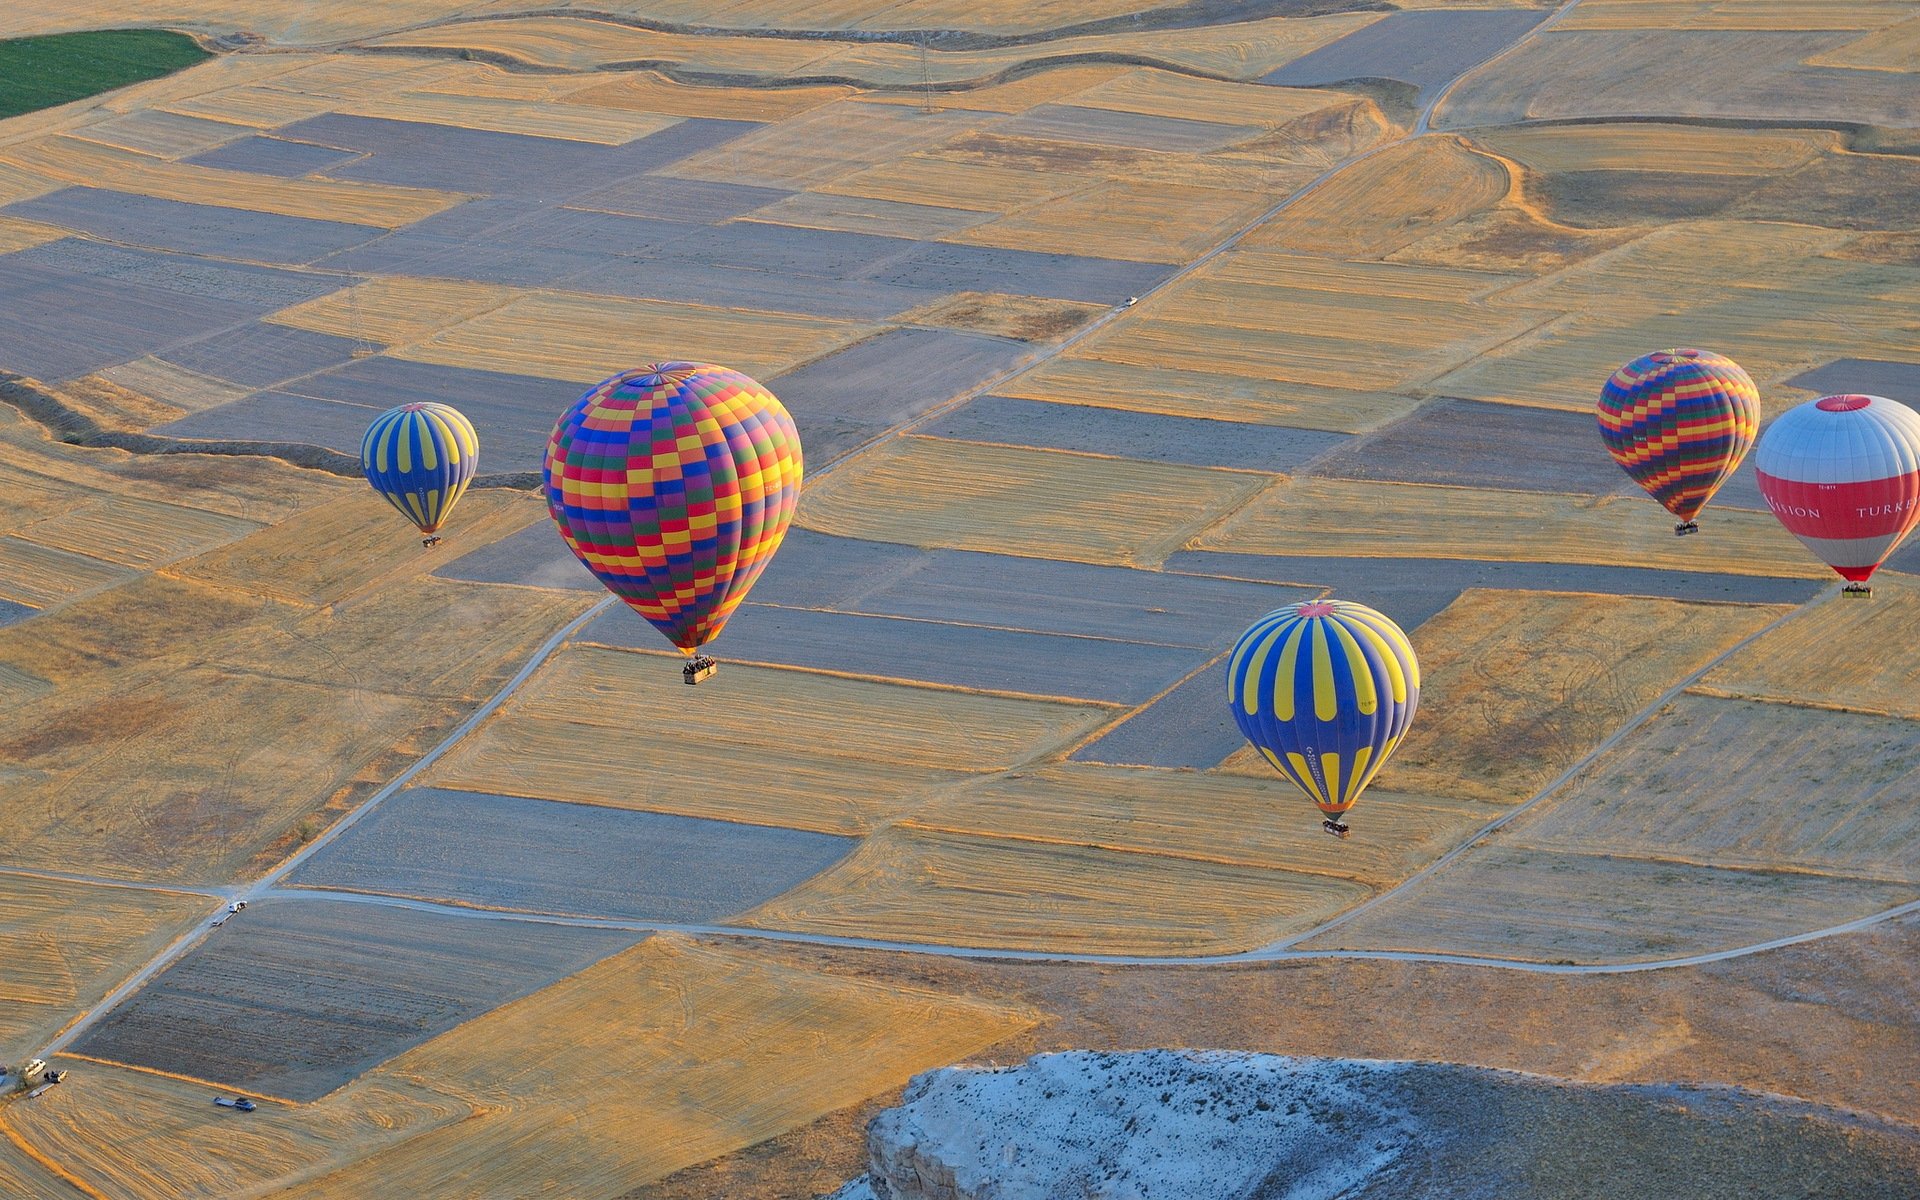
[1597,348,1759,536]
[360,402,479,548]
[543,363,803,683]
[1755,393,1920,599]
[1226,599,1420,839]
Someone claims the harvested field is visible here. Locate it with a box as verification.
[740,191,987,240]
[566,73,853,122]
[992,105,1259,154]
[16,493,258,571]
[185,133,362,178]
[0,1059,467,1200]
[0,255,304,382]
[489,646,1107,773]
[1002,358,1422,432]
[426,646,1110,833]
[1309,398,1628,495]
[1190,477,1830,579]
[1071,660,1257,770]
[571,174,793,223]
[0,215,62,253]
[76,109,246,160]
[0,2,493,43]
[797,436,1270,568]
[605,602,1205,704]
[1075,68,1365,128]
[1807,14,1920,70]
[0,536,134,607]
[1436,29,1920,129]
[368,17,842,78]
[290,786,856,922]
[427,717,974,836]
[821,155,1085,213]
[398,291,870,385]
[277,936,1031,1199]
[1502,694,1920,883]
[1558,1,1913,31]
[768,327,1033,460]
[157,321,364,391]
[1698,574,1920,719]
[1304,589,1793,806]
[924,395,1346,471]
[0,876,208,1062]
[738,825,1371,955]
[951,179,1271,263]
[1476,123,1837,175]
[863,239,1169,306]
[1166,549,1823,620]
[266,276,515,349]
[5,187,382,267]
[334,91,680,146]
[210,574,594,701]
[177,490,546,607]
[0,134,462,227]
[0,664,458,882]
[0,571,297,688]
[1307,845,1917,963]
[1259,8,1548,98]
[861,65,1131,115]
[74,898,638,1101]
[753,529,1309,648]
[897,293,1104,342]
[1241,136,1511,259]
[908,764,1500,889]
[665,100,979,191]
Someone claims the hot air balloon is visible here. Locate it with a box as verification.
[1597,348,1759,536]
[360,402,479,548]
[1755,393,1920,598]
[1226,599,1420,839]
[544,362,803,684]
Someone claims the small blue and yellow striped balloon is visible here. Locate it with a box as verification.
[1226,599,1420,818]
[360,402,479,537]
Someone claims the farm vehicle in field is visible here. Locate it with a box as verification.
[214,1096,257,1112]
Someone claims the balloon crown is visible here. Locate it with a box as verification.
[1295,601,1338,617]
[1648,348,1703,364]
[1815,394,1873,412]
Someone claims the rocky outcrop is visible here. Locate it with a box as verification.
[836,1050,1920,1200]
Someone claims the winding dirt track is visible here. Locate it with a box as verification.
[36,0,1919,1063]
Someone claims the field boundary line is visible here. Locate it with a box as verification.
[53,1053,297,1106]
[247,881,1920,975]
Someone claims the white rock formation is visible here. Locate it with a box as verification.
[857,1050,1419,1200]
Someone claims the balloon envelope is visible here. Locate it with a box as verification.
[543,362,803,651]
[360,402,479,535]
[1597,348,1758,524]
[1226,599,1420,818]
[1755,393,1920,584]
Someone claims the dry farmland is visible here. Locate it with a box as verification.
[1,0,1919,1195]
[1189,476,1829,578]
[0,876,209,1063]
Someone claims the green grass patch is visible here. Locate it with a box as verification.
[0,29,210,121]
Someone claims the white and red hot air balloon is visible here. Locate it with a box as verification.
[1755,394,1920,597]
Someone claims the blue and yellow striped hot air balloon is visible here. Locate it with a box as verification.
[1226,599,1420,839]
[360,402,479,548]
